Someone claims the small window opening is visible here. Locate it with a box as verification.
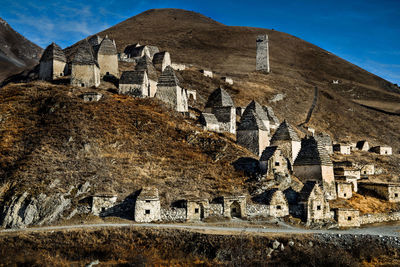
[347,216,352,221]
[395,193,399,198]
[275,162,280,167]
[195,208,199,214]
[81,83,85,87]
[364,171,367,174]
[101,207,106,212]
[344,193,347,197]
[146,200,151,203]
[145,209,150,215]
[232,208,237,213]
[60,73,63,76]
[276,205,281,210]
[317,205,321,210]
[106,72,110,75]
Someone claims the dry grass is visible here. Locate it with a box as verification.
[330,193,400,214]
[0,82,253,205]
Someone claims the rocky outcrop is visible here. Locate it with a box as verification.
[1,192,71,228]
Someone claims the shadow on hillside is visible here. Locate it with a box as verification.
[232,157,260,179]
[100,190,141,220]
[103,74,119,88]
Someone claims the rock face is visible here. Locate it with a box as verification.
[1,192,71,228]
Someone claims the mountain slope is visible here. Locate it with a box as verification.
[96,8,400,150]
[0,18,42,82]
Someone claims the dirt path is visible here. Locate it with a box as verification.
[1,221,400,237]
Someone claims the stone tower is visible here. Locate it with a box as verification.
[256,34,270,72]
[39,42,67,81]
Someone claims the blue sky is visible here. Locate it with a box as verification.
[1,0,399,84]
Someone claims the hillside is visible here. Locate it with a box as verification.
[0,81,254,227]
[94,8,400,151]
[0,18,42,82]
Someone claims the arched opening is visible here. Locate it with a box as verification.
[230,201,241,218]
[81,83,85,87]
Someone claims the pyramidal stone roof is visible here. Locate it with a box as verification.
[237,109,268,131]
[260,146,279,161]
[40,42,66,63]
[153,51,168,64]
[72,40,98,66]
[120,70,146,85]
[157,66,180,87]
[124,45,147,57]
[299,181,320,202]
[135,55,158,80]
[315,132,332,146]
[243,100,269,122]
[205,87,234,108]
[294,137,333,166]
[88,35,103,47]
[270,120,300,143]
[97,36,117,55]
[200,113,219,125]
[262,105,280,125]
[137,187,159,201]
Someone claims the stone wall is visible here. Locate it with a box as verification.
[97,54,119,77]
[156,85,188,112]
[208,203,223,217]
[335,209,360,227]
[92,196,117,216]
[336,182,353,199]
[212,107,236,134]
[246,204,269,218]
[256,34,270,72]
[160,208,186,222]
[171,63,186,71]
[359,212,400,225]
[119,82,148,97]
[71,64,100,88]
[134,199,161,222]
[39,60,67,81]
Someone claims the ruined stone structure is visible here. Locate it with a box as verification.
[88,35,103,47]
[298,181,331,224]
[186,198,209,221]
[221,77,233,85]
[39,43,67,81]
[264,189,289,217]
[259,146,289,177]
[199,113,220,132]
[334,167,360,179]
[294,137,337,200]
[187,89,197,101]
[200,69,213,78]
[370,146,392,155]
[315,133,333,154]
[356,140,369,151]
[156,66,188,112]
[203,87,236,134]
[82,92,103,102]
[270,120,301,164]
[152,51,171,71]
[124,44,150,59]
[119,70,149,97]
[134,187,161,222]
[147,45,160,59]
[135,55,158,97]
[336,176,358,192]
[361,164,375,176]
[91,194,117,216]
[336,182,353,199]
[237,108,269,156]
[359,183,400,202]
[333,143,351,155]
[71,40,100,88]
[223,196,246,218]
[256,34,270,72]
[95,36,118,77]
[334,208,360,227]
[262,106,280,130]
[171,63,186,71]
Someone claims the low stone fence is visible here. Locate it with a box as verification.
[209,203,223,217]
[160,208,186,222]
[360,212,400,225]
[246,204,269,218]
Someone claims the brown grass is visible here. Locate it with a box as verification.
[330,193,400,214]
